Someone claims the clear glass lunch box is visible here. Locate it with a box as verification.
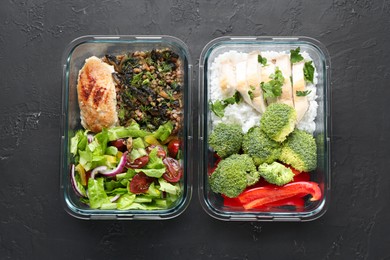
[60,35,193,220]
[198,36,331,221]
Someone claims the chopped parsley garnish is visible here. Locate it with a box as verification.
[210,91,242,117]
[303,61,315,83]
[131,73,143,86]
[260,67,284,99]
[210,100,225,117]
[248,90,254,100]
[257,54,267,66]
[223,91,241,105]
[296,90,312,97]
[290,47,304,64]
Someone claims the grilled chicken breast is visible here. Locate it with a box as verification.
[77,56,118,133]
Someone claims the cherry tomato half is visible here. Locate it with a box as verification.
[129,172,154,194]
[126,155,149,169]
[146,145,166,158]
[167,139,180,158]
[108,139,127,152]
[162,157,182,183]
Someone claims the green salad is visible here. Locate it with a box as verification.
[70,121,183,210]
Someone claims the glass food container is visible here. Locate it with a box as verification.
[198,36,331,221]
[61,35,193,220]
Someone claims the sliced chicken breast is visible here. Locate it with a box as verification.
[77,56,118,133]
[219,59,237,98]
[246,51,266,113]
[292,61,309,122]
[235,60,252,104]
[274,54,294,107]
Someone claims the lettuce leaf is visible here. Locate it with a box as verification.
[158,178,181,195]
[88,178,110,209]
[70,130,87,156]
[135,168,166,178]
[117,194,136,210]
[107,122,150,141]
[146,147,165,170]
[153,121,173,142]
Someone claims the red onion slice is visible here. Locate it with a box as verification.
[110,194,121,202]
[90,151,128,179]
[90,166,108,179]
[87,134,94,143]
[70,164,86,197]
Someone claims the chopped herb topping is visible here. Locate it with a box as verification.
[290,47,304,64]
[304,61,315,83]
[260,67,284,99]
[210,91,241,117]
[296,90,312,97]
[257,54,267,66]
[248,90,254,100]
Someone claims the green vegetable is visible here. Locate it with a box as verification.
[106,146,118,156]
[208,123,243,158]
[210,100,226,117]
[260,67,284,99]
[153,121,173,142]
[296,90,311,97]
[88,178,110,209]
[279,129,317,172]
[117,194,136,210]
[290,47,304,64]
[248,90,254,100]
[223,91,241,105]
[210,91,241,117]
[304,61,315,83]
[209,154,260,198]
[132,137,145,149]
[70,130,87,156]
[107,122,150,141]
[135,147,166,178]
[242,126,281,166]
[131,73,143,86]
[257,54,267,66]
[258,162,294,186]
[260,103,297,143]
[158,178,181,195]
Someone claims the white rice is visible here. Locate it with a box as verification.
[209,50,318,134]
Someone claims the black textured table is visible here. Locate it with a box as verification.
[1,1,389,259]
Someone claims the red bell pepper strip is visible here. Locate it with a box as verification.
[207,154,221,176]
[238,181,321,210]
[223,195,305,210]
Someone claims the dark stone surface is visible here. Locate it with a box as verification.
[1,0,389,259]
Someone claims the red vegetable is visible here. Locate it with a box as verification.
[90,151,128,179]
[109,139,127,152]
[162,157,182,183]
[207,154,221,176]
[70,164,86,197]
[238,181,321,210]
[167,139,180,158]
[146,145,166,158]
[126,155,149,169]
[129,172,154,194]
[223,195,305,210]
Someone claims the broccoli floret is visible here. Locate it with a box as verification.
[209,154,259,198]
[258,162,294,186]
[208,123,243,158]
[242,126,281,166]
[279,129,317,172]
[260,103,297,142]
